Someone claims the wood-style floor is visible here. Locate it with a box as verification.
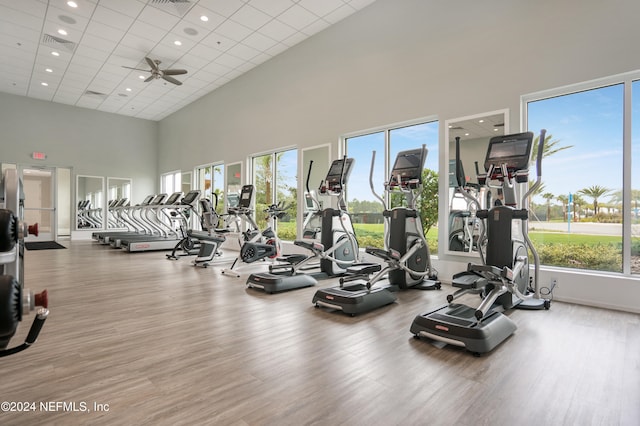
[1,241,639,425]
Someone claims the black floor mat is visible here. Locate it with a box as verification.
[25,241,66,250]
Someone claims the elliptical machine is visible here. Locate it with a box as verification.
[245,157,359,293]
[343,146,441,292]
[0,169,49,357]
[410,130,551,355]
[221,185,286,277]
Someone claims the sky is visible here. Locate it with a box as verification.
[345,121,439,202]
[527,83,633,205]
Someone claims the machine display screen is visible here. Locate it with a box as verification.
[390,148,425,181]
[325,158,354,184]
[484,132,533,170]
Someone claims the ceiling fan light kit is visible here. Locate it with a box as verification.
[122,56,188,86]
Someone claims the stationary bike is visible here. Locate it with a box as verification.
[0,169,49,357]
[221,184,287,277]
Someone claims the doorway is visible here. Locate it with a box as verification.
[19,166,56,242]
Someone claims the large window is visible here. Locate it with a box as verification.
[252,149,297,240]
[525,81,633,274]
[632,80,640,275]
[161,171,181,195]
[345,119,439,252]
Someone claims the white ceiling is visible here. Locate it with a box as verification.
[0,0,376,121]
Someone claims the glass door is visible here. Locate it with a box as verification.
[20,166,56,242]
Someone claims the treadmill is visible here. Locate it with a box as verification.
[410,131,550,355]
[119,191,200,252]
[93,194,158,244]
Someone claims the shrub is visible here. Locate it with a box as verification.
[536,242,622,272]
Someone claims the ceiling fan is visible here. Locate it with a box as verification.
[123,57,187,85]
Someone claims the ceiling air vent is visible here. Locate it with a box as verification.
[148,0,193,17]
[84,90,108,98]
[42,34,76,52]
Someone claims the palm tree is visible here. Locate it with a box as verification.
[531,133,573,160]
[579,185,612,216]
[556,194,569,220]
[571,193,586,221]
[542,192,555,221]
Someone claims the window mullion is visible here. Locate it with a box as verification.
[623,80,632,275]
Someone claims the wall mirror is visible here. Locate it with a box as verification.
[225,162,242,209]
[107,177,131,229]
[445,109,508,256]
[300,144,331,239]
[76,175,104,230]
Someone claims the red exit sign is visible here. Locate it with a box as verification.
[32,152,47,160]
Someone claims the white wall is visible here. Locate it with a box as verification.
[156,0,640,312]
[0,92,158,202]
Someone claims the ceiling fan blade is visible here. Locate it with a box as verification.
[144,75,155,83]
[122,66,151,72]
[145,57,159,72]
[162,75,182,85]
[162,69,188,76]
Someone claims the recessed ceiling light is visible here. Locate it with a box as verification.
[478,119,484,123]
[200,15,209,22]
[174,40,182,46]
[41,82,48,86]
[494,128,499,131]
[51,51,60,56]
[58,29,68,36]
[464,133,470,136]
[45,68,53,73]
[448,125,452,128]
[139,75,145,79]
[67,1,78,8]
[125,87,132,92]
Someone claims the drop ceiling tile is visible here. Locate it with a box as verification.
[46,6,91,31]
[179,53,214,71]
[74,44,110,61]
[48,0,97,19]
[258,19,297,41]
[0,7,45,31]
[120,32,157,51]
[242,32,278,52]
[200,31,235,51]
[250,52,271,66]
[112,44,149,61]
[182,5,225,28]
[226,43,260,61]
[174,22,210,43]
[215,19,252,42]
[201,61,232,76]
[187,43,224,62]
[213,53,245,69]
[301,18,330,37]
[100,0,146,18]
[84,21,127,42]
[127,19,167,43]
[277,5,318,30]
[348,0,375,9]
[298,0,345,17]
[198,0,244,19]
[324,4,356,24]
[92,5,136,31]
[282,31,307,47]
[0,0,47,19]
[231,4,272,31]
[247,0,295,18]
[137,5,180,30]
[265,42,288,57]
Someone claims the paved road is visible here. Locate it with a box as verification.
[529,221,639,236]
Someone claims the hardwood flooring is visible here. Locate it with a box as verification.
[1,241,638,425]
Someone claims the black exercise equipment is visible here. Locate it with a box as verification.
[410,130,551,355]
[0,169,48,357]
